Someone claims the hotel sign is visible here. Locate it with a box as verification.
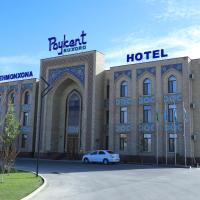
[48,30,87,55]
[127,49,168,63]
[0,71,33,82]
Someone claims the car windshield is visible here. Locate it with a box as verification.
[106,150,114,154]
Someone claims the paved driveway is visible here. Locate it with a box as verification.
[16,159,200,200]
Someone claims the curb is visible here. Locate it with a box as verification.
[21,172,47,200]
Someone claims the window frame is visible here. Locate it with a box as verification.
[143,78,151,96]
[168,75,176,94]
[120,81,128,97]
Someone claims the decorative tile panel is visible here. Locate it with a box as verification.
[115,124,131,133]
[21,104,32,112]
[21,83,33,91]
[139,96,155,104]
[21,126,32,133]
[139,123,155,132]
[161,63,182,75]
[114,70,132,81]
[67,126,79,134]
[163,94,182,103]
[115,97,132,106]
[8,85,18,92]
[164,122,183,132]
[48,65,85,86]
[0,86,5,93]
[136,67,156,78]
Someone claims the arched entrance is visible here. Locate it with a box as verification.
[65,90,82,159]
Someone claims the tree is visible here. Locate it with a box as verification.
[0,102,21,182]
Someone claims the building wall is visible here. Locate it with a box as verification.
[0,78,38,154]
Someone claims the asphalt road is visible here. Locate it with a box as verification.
[16,159,200,200]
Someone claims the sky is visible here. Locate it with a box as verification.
[1,0,200,78]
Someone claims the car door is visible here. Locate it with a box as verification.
[89,151,98,162]
[97,151,106,162]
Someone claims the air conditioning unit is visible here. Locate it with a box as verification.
[189,73,194,80]
[190,102,195,109]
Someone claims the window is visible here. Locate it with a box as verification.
[168,75,176,93]
[169,137,175,153]
[106,84,110,99]
[120,81,128,97]
[90,151,97,155]
[10,92,16,104]
[143,134,151,152]
[120,107,128,123]
[99,151,105,155]
[21,134,27,148]
[120,134,127,151]
[168,104,176,122]
[143,105,151,123]
[24,91,30,104]
[143,78,151,95]
[23,112,29,126]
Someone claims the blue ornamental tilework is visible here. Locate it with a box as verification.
[21,126,32,133]
[139,96,155,104]
[21,83,33,91]
[161,63,182,75]
[115,124,132,133]
[8,85,18,92]
[115,97,132,106]
[136,67,156,78]
[67,126,79,134]
[165,122,183,133]
[0,86,5,93]
[48,65,85,86]
[114,70,132,81]
[163,94,182,103]
[139,123,155,133]
[21,104,32,112]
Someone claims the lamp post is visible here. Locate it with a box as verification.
[36,76,53,177]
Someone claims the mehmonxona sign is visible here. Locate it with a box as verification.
[0,71,33,82]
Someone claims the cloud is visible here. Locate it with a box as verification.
[148,0,200,21]
[105,25,200,68]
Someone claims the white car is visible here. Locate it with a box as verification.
[82,150,120,164]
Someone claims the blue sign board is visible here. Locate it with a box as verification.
[0,71,33,82]
[127,49,168,63]
[48,30,87,55]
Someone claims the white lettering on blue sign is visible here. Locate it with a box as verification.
[48,31,87,55]
[127,49,168,63]
[0,71,33,82]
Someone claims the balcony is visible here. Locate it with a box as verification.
[21,104,32,112]
[164,122,183,132]
[115,124,131,133]
[139,123,155,133]
[115,97,132,106]
[139,96,155,105]
[163,94,182,103]
[67,126,79,134]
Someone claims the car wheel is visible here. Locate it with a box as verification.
[84,158,89,164]
[103,158,109,165]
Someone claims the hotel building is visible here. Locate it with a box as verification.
[1,50,200,164]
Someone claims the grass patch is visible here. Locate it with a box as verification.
[0,170,43,200]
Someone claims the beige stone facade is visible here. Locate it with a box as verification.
[1,50,200,163]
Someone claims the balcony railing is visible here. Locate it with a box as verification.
[139,96,155,104]
[21,126,32,133]
[115,97,132,106]
[163,93,182,103]
[139,123,155,133]
[115,124,132,133]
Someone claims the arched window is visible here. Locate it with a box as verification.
[10,92,16,104]
[168,75,176,93]
[24,91,30,104]
[143,78,151,95]
[120,81,128,97]
[67,92,81,134]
